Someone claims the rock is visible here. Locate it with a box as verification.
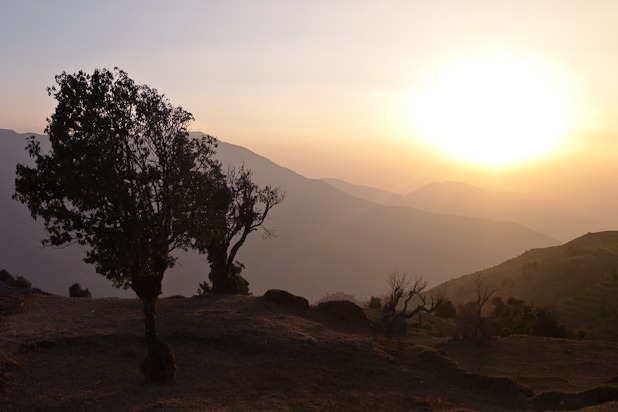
[139,340,177,383]
[262,289,309,310]
[317,300,367,324]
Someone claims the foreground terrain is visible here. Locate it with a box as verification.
[1,286,617,411]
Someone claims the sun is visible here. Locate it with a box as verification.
[413,54,571,166]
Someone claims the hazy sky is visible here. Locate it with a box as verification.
[2,1,618,226]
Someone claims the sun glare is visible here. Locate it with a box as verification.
[413,54,571,166]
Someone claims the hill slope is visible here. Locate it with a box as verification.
[431,231,618,340]
[1,129,557,302]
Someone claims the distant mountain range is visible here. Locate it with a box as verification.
[1,129,558,302]
[323,178,596,242]
[429,231,618,340]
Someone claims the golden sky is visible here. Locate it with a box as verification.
[2,1,618,226]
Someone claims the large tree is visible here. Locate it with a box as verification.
[195,166,285,294]
[14,68,224,382]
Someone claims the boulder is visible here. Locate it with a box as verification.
[317,300,367,324]
[262,289,309,310]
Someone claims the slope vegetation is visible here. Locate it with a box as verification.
[432,231,618,340]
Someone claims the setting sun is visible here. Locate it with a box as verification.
[414,55,572,166]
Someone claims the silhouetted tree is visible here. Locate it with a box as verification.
[14,68,224,382]
[69,283,91,298]
[472,273,496,338]
[381,270,447,335]
[194,165,284,294]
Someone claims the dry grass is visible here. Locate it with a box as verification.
[1,289,617,411]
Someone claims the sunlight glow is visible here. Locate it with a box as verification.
[413,55,572,166]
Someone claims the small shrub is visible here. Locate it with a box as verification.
[488,297,568,338]
[0,269,14,283]
[196,281,212,296]
[11,275,32,289]
[435,300,457,318]
[367,296,382,310]
[69,283,91,298]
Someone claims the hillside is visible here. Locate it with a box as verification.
[1,129,558,302]
[1,287,617,411]
[431,231,618,340]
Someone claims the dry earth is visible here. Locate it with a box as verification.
[1,286,617,411]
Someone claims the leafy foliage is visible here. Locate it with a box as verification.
[193,165,284,294]
[14,68,223,299]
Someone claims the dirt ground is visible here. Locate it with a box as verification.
[1,288,617,411]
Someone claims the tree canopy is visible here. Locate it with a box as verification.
[14,68,226,381]
[194,165,285,294]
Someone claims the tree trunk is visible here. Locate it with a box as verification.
[139,296,177,382]
[132,260,176,383]
[208,248,239,294]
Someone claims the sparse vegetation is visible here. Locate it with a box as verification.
[0,269,32,289]
[472,273,496,339]
[380,270,447,335]
[489,297,568,338]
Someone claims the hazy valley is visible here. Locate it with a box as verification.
[0,128,579,303]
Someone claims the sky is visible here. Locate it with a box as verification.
[2,1,618,227]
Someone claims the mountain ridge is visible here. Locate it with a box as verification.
[1,129,557,302]
[323,177,595,242]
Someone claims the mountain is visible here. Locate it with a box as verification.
[1,129,557,302]
[323,179,596,242]
[429,231,618,340]
[322,177,406,205]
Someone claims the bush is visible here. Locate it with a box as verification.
[367,296,382,310]
[196,281,212,296]
[69,283,91,298]
[11,276,32,289]
[0,269,33,289]
[0,269,13,283]
[435,300,457,318]
[488,297,568,338]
